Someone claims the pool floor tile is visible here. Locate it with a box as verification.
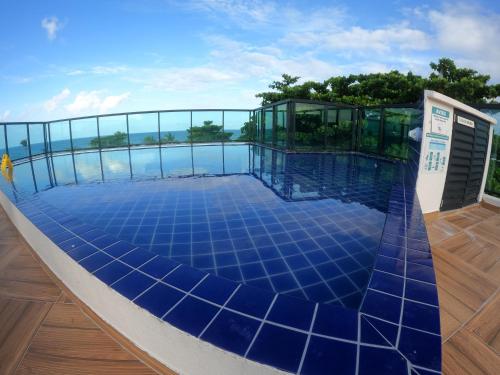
[163,296,219,336]
[112,271,156,300]
[300,336,357,375]
[135,282,184,318]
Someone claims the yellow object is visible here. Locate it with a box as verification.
[1,154,13,181]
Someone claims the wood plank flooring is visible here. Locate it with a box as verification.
[0,207,175,375]
[425,202,500,375]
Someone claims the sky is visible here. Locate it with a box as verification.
[1,0,499,122]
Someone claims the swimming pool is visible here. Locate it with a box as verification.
[2,138,441,374]
[12,144,397,309]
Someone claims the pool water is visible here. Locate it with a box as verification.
[14,144,397,308]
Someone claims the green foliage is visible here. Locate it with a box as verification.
[20,139,28,147]
[143,135,157,145]
[161,132,177,144]
[256,58,500,106]
[187,121,233,142]
[90,131,127,148]
[237,119,256,141]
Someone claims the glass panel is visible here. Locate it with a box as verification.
[129,113,159,146]
[102,150,130,180]
[160,111,190,144]
[98,115,128,149]
[191,111,226,143]
[481,108,500,196]
[224,144,250,174]
[32,158,52,191]
[326,109,353,151]
[71,117,98,151]
[74,152,102,183]
[193,145,223,174]
[0,125,5,156]
[28,124,46,156]
[52,155,76,185]
[255,110,262,143]
[359,109,381,154]
[131,148,161,178]
[7,125,29,159]
[161,146,193,176]
[49,121,72,153]
[275,104,287,148]
[12,162,35,193]
[294,103,325,150]
[383,108,421,160]
[263,106,273,145]
[224,111,250,141]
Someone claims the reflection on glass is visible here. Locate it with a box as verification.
[326,109,353,151]
[263,107,273,145]
[224,144,250,174]
[160,111,190,144]
[294,103,325,150]
[191,111,226,143]
[74,152,102,182]
[49,121,71,153]
[71,118,98,151]
[102,150,130,180]
[224,111,250,141]
[98,115,128,149]
[129,113,159,146]
[28,124,46,156]
[0,125,5,155]
[383,108,420,159]
[193,145,223,174]
[161,146,193,176]
[7,125,29,159]
[275,104,287,148]
[359,109,381,154]
[32,158,52,191]
[254,110,262,143]
[131,148,161,177]
[481,108,500,196]
[12,162,35,193]
[52,155,76,185]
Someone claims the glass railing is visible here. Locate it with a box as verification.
[478,106,500,197]
[0,109,253,163]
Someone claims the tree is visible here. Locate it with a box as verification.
[256,58,500,106]
[237,119,257,141]
[187,121,233,142]
[90,131,128,148]
[161,132,176,144]
[20,139,28,147]
[143,135,157,145]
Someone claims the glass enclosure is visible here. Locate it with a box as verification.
[479,107,500,197]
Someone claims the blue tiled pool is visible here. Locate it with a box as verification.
[14,145,396,309]
[3,144,441,374]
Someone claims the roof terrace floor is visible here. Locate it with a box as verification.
[0,207,175,375]
[424,202,500,375]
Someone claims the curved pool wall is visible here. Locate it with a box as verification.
[0,142,441,374]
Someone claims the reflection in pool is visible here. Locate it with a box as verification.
[12,144,397,308]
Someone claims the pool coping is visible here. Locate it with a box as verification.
[0,167,441,374]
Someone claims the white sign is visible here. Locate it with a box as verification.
[431,106,451,135]
[457,115,475,128]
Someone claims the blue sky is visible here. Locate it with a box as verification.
[1,0,499,121]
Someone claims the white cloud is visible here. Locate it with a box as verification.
[44,88,71,112]
[41,16,63,40]
[65,90,131,114]
[0,110,11,121]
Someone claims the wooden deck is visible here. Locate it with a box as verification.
[425,202,500,375]
[0,207,175,375]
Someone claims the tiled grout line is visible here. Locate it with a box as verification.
[366,288,439,308]
[296,303,318,374]
[160,273,210,319]
[197,284,242,338]
[243,294,278,358]
[395,183,408,349]
[131,263,183,302]
[354,314,361,375]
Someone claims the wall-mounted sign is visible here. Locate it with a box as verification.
[431,106,450,135]
[423,133,448,173]
[456,115,475,128]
